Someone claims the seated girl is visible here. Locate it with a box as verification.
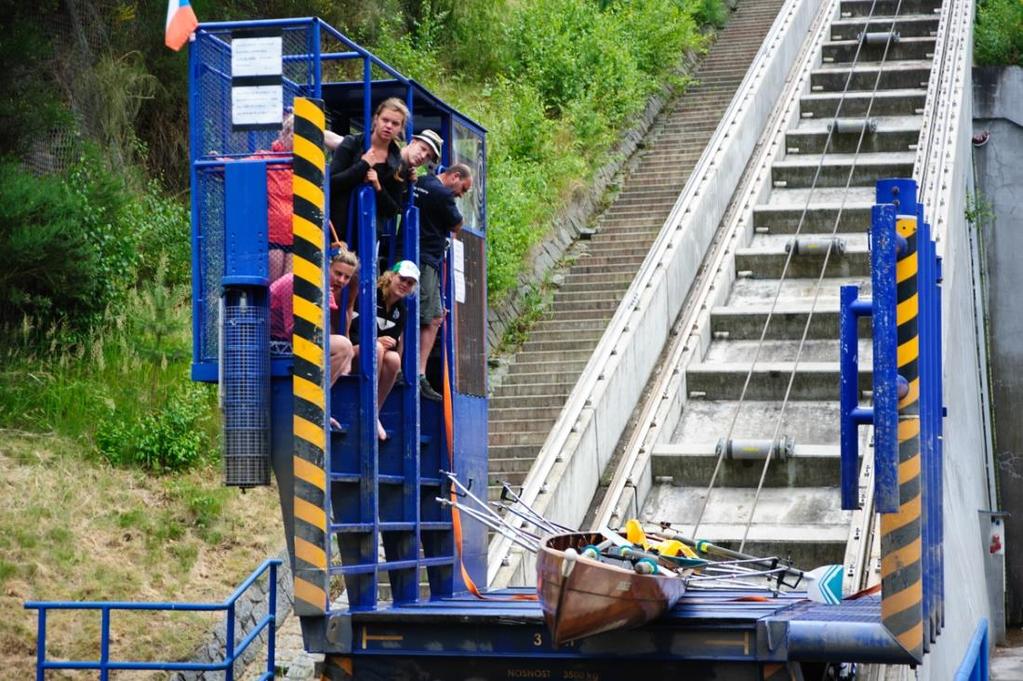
[269,245,359,387]
[348,260,419,441]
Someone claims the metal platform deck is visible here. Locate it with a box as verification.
[321,588,895,680]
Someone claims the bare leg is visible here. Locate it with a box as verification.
[329,334,353,385]
[282,251,294,277]
[377,345,401,440]
[418,317,442,375]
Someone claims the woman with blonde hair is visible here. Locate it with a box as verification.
[348,260,420,441]
[269,244,358,385]
[328,97,410,256]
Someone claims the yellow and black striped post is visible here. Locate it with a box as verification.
[290,97,330,616]
[880,213,924,661]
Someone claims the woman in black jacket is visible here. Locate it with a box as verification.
[329,97,409,256]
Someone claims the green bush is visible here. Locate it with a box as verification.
[975,0,1023,66]
[96,382,214,472]
[0,154,135,333]
[123,185,192,288]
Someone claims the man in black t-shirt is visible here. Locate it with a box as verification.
[413,163,473,400]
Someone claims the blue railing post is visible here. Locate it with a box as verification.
[266,561,278,678]
[839,285,875,509]
[100,607,111,681]
[35,609,46,681]
[226,600,236,681]
[870,202,900,513]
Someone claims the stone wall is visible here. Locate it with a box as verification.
[173,551,294,680]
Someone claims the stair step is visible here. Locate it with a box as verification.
[711,304,863,340]
[734,238,870,278]
[810,60,933,91]
[651,442,843,487]
[830,14,939,40]
[839,0,942,16]
[672,400,842,445]
[785,116,921,154]
[771,151,915,189]
[491,381,574,398]
[489,443,544,459]
[641,484,850,567]
[488,405,565,423]
[489,417,557,435]
[489,430,550,447]
[822,36,935,63]
[499,368,585,386]
[727,276,872,307]
[703,338,870,364]
[488,456,536,474]
[686,361,870,400]
[800,88,927,118]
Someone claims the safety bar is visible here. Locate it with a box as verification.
[24,558,281,681]
[838,202,903,513]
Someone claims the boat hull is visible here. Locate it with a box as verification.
[537,532,688,645]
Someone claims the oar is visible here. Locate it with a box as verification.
[655,525,848,603]
[435,498,540,552]
[651,526,804,588]
[499,483,573,533]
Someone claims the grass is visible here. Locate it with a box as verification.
[0,268,285,676]
[0,431,283,678]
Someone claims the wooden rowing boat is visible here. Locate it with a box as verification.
[536,531,690,645]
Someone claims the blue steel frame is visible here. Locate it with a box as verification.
[838,178,945,651]
[24,559,281,681]
[188,16,490,629]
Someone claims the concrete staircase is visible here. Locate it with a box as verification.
[487,0,789,500]
[639,0,938,568]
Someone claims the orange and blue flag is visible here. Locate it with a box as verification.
[165,0,198,51]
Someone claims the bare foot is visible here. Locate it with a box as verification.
[377,419,388,441]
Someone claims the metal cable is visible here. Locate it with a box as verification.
[692,0,902,539]
[739,0,909,551]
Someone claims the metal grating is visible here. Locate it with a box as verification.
[192,23,317,369]
[455,232,486,397]
[222,301,271,486]
[193,26,312,158]
[197,168,225,364]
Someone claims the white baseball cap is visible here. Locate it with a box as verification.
[392,260,420,282]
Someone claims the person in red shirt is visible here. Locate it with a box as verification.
[264,113,343,282]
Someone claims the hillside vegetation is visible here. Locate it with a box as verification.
[0,0,725,675]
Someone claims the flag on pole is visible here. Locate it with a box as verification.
[165,0,198,51]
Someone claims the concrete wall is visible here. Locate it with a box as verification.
[914,50,1001,679]
[973,65,1023,627]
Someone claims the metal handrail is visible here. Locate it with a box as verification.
[24,558,281,681]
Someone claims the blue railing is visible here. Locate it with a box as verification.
[954,619,990,681]
[24,558,281,681]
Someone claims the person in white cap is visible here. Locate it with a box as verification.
[349,260,420,440]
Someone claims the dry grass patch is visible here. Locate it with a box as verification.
[0,431,283,679]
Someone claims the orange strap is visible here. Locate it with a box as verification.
[440,262,536,602]
[845,582,882,600]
